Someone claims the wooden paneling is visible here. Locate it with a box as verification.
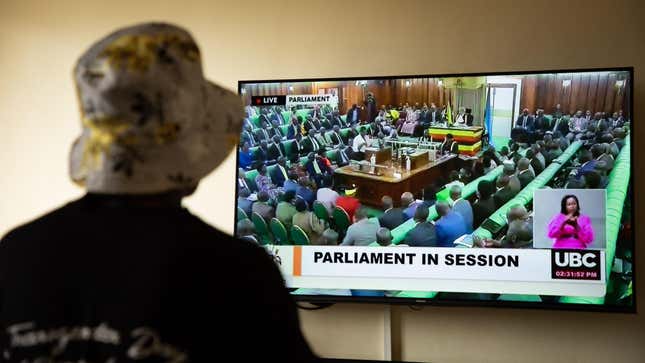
[519,71,630,116]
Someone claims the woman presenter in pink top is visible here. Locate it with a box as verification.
[547,194,594,249]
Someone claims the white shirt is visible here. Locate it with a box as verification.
[352,134,368,153]
[317,188,340,214]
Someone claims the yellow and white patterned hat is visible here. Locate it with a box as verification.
[70,22,242,194]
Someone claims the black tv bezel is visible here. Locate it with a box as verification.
[235,66,636,313]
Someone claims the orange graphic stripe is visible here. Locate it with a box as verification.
[293,246,302,276]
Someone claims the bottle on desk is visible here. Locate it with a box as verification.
[370,153,376,173]
[405,155,411,171]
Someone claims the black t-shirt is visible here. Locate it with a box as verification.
[0,194,317,362]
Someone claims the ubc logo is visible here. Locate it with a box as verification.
[551,249,601,280]
[554,251,598,268]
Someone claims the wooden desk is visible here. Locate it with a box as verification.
[428,125,483,156]
[333,154,459,207]
[364,147,392,164]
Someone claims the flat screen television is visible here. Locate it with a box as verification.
[235,67,634,312]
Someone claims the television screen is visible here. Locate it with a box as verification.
[235,68,633,312]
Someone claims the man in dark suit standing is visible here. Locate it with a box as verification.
[516,158,534,188]
[464,108,474,126]
[378,196,405,230]
[493,175,515,209]
[269,157,290,187]
[404,205,437,247]
[365,92,377,123]
[429,103,441,124]
[346,104,361,125]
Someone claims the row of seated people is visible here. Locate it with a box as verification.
[241,105,359,147]
[512,106,629,144]
[238,121,463,172]
[236,118,627,246]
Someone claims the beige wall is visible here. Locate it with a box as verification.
[1,0,643,361]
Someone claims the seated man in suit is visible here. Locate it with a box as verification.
[493,175,515,209]
[251,191,275,224]
[256,140,275,165]
[376,227,394,246]
[302,116,318,134]
[295,176,316,207]
[449,185,473,233]
[440,133,459,155]
[533,109,550,140]
[472,180,496,229]
[269,157,290,188]
[501,161,521,194]
[341,207,380,246]
[286,117,302,140]
[305,152,331,188]
[267,135,287,161]
[404,205,437,247]
[257,108,272,129]
[512,108,534,143]
[477,204,533,249]
[524,149,543,176]
[591,143,613,174]
[237,188,253,218]
[591,112,608,133]
[401,192,422,221]
[573,149,598,180]
[314,127,330,150]
[329,110,347,128]
[378,195,405,230]
[241,123,258,147]
[428,103,441,125]
[550,113,570,136]
[328,125,345,147]
[434,201,467,247]
[516,158,534,188]
[301,129,324,155]
[285,136,302,162]
[335,145,353,167]
[253,125,272,144]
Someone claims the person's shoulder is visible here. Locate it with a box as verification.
[1,197,85,246]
